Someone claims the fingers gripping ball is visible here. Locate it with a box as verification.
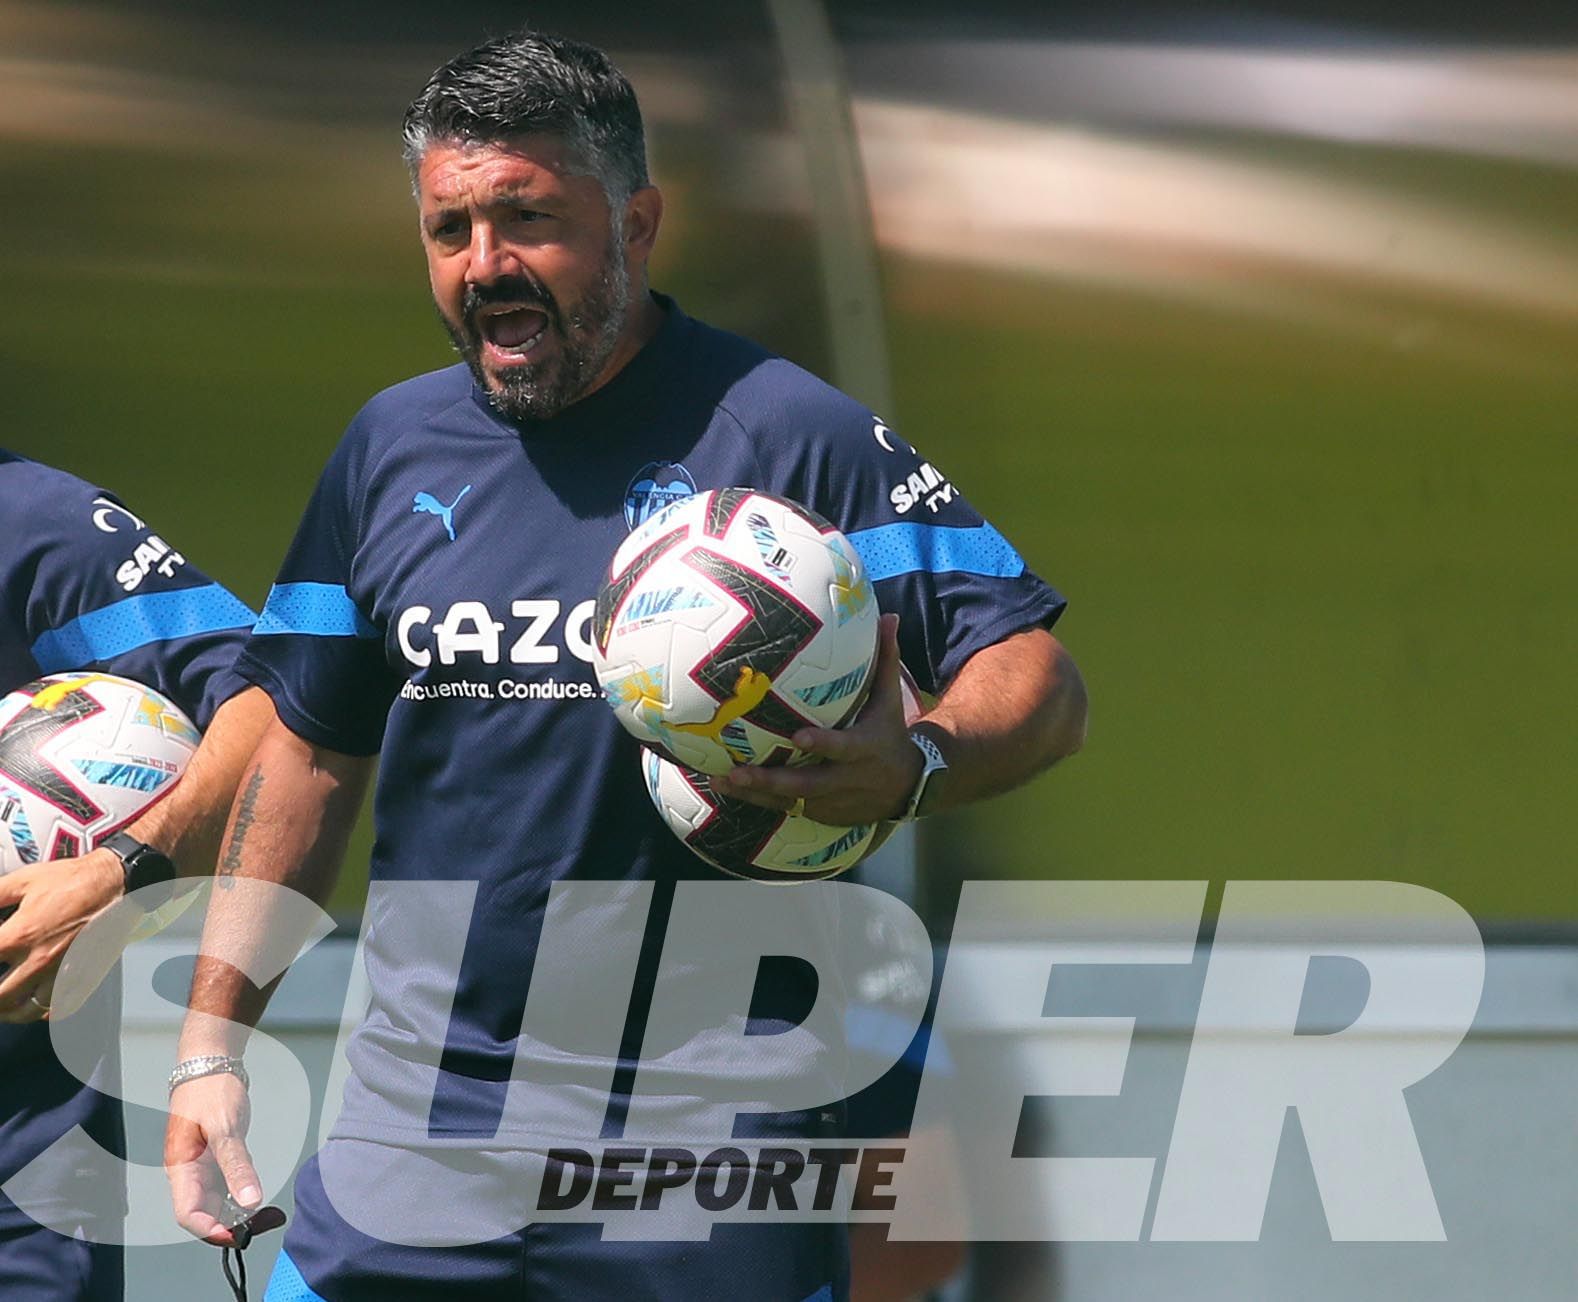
[641,748,887,882]
[0,673,199,933]
[639,657,925,884]
[592,489,880,774]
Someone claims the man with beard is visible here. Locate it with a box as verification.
[0,450,269,1300]
[166,29,1087,1301]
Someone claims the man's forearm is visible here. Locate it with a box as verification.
[54,687,274,910]
[130,686,274,875]
[178,717,371,1057]
[918,627,1087,814]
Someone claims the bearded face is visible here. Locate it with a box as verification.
[440,229,629,423]
[418,137,639,423]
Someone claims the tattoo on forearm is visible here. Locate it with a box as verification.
[219,768,264,885]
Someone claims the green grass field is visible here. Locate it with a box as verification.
[882,247,1578,922]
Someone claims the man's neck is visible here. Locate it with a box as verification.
[579,291,666,403]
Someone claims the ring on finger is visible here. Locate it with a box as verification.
[28,994,50,1015]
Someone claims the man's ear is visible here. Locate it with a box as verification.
[623,185,664,262]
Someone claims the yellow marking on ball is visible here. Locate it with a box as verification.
[135,693,200,743]
[672,667,773,744]
[30,675,115,711]
[615,669,667,709]
[830,550,872,624]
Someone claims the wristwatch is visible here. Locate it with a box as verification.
[898,730,949,822]
[100,831,177,910]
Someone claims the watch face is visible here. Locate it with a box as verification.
[130,850,177,889]
[109,835,177,894]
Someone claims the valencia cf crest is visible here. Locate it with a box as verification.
[624,461,696,530]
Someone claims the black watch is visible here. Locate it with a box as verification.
[100,832,177,909]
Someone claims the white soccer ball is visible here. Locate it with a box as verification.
[641,748,888,882]
[641,663,925,884]
[592,488,880,774]
[0,673,199,875]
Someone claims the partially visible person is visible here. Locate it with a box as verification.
[0,449,266,1300]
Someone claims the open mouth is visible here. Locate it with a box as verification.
[477,305,550,361]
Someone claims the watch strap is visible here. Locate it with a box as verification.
[900,730,949,822]
[100,831,177,905]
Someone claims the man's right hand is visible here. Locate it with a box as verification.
[0,852,125,1022]
[165,1072,285,1247]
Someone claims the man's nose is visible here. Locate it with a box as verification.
[465,221,514,283]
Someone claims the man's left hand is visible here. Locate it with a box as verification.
[0,849,123,1022]
[711,613,924,827]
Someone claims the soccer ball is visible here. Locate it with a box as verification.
[641,748,888,882]
[0,673,199,875]
[642,664,925,884]
[592,488,880,774]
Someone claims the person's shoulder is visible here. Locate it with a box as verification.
[0,452,154,603]
[0,448,100,505]
[349,363,475,436]
[324,364,475,488]
[0,450,120,541]
[678,312,777,376]
[681,319,878,447]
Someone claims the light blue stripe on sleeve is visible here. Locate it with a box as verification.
[252,582,379,638]
[31,583,257,673]
[848,521,1026,582]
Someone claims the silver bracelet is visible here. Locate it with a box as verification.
[168,1054,250,1095]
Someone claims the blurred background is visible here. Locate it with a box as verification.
[6,0,1576,923]
[4,1,1577,1297]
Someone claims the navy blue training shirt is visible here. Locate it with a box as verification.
[0,450,254,1229]
[237,295,1065,1146]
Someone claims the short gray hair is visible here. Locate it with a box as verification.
[401,29,650,209]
